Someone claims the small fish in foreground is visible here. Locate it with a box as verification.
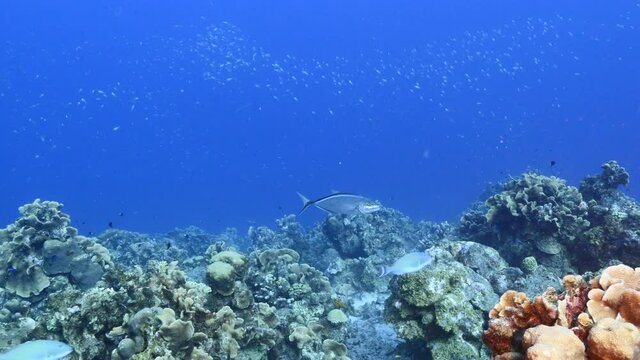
[297,192,381,215]
[0,339,73,360]
[379,251,433,277]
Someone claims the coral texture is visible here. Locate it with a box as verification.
[485,264,640,360]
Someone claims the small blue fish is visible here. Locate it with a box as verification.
[379,252,433,277]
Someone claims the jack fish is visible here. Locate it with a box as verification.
[297,192,381,215]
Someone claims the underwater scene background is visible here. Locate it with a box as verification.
[1,1,640,359]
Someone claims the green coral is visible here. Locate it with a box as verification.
[326,309,348,326]
[521,256,538,274]
[580,160,630,201]
[384,246,496,359]
[206,250,247,296]
[460,173,589,275]
[289,283,312,300]
[0,203,353,359]
[429,335,483,360]
[485,173,588,244]
[397,261,467,308]
[0,200,111,300]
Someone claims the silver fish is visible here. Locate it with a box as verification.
[0,340,73,360]
[297,192,381,215]
[379,252,433,277]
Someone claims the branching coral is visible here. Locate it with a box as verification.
[206,250,248,296]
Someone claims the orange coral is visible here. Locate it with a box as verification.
[522,325,585,360]
[587,264,640,327]
[587,318,640,360]
[486,264,640,359]
[619,290,640,326]
[495,353,524,360]
[484,290,558,355]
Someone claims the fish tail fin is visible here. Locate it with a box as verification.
[379,266,387,277]
[297,192,313,214]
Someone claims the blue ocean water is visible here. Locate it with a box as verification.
[1,1,639,235]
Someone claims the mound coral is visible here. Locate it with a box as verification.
[522,324,585,359]
[384,244,500,359]
[587,264,640,326]
[484,264,640,360]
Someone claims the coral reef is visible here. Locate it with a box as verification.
[97,229,189,269]
[580,160,630,202]
[0,201,351,359]
[98,226,243,281]
[2,162,639,360]
[460,162,640,274]
[321,208,450,260]
[522,324,586,359]
[577,162,640,269]
[484,264,640,360]
[0,200,112,353]
[586,264,640,326]
[459,172,589,275]
[249,214,304,251]
[383,243,500,359]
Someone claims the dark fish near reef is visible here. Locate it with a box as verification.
[379,252,433,277]
[0,339,73,360]
[297,192,381,215]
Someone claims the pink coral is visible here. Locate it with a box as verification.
[556,275,590,340]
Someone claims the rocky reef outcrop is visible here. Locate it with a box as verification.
[2,161,640,360]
